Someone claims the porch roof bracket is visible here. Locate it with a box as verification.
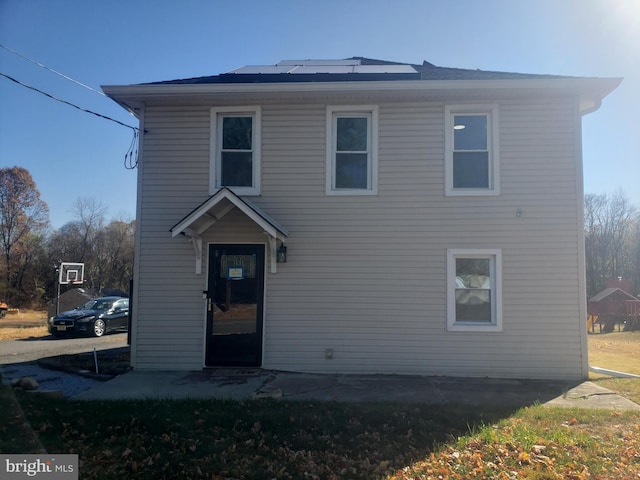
[267,235,277,274]
[183,228,203,275]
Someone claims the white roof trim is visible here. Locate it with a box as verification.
[104,76,621,116]
[104,77,620,95]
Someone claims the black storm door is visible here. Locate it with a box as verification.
[205,244,264,367]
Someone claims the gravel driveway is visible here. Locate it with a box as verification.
[1,361,102,398]
[1,333,128,398]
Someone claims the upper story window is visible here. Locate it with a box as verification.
[447,249,503,332]
[210,106,261,195]
[326,105,378,195]
[445,105,499,196]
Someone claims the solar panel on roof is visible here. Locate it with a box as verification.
[277,59,360,66]
[228,62,417,75]
[290,65,357,74]
[353,65,417,74]
[228,65,292,74]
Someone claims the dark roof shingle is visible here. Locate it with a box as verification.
[145,57,579,85]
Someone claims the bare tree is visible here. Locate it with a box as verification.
[94,219,135,292]
[584,190,638,296]
[69,197,107,263]
[630,218,640,295]
[0,167,49,304]
[46,200,134,299]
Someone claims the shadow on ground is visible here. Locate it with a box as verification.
[37,346,131,378]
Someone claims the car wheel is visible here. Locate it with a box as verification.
[92,319,106,337]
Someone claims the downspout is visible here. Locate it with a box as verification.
[589,366,640,379]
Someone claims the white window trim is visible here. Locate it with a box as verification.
[445,104,500,196]
[446,248,503,332]
[326,105,378,195]
[210,106,261,196]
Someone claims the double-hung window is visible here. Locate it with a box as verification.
[326,106,378,195]
[210,106,261,195]
[445,105,499,195]
[447,249,502,331]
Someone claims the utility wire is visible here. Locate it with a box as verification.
[0,42,107,97]
[0,71,138,131]
[124,130,139,169]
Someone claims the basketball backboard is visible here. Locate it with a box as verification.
[59,262,85,285]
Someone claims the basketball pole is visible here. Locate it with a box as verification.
[56,274,61,315]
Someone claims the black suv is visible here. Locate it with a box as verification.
[49,296,129,337]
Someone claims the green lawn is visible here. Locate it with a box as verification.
[2,384,639,480]
[1,330,639,478]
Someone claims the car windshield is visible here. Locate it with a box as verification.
[76,300,113,312]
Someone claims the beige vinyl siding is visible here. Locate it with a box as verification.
[133,97,585,379]
[133,106,211,369]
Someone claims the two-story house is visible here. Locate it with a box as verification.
[103,58,620,380]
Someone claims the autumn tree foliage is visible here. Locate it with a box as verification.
[0,166,50,305]
[0,168,135,308]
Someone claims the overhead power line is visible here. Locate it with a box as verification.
[0,71,138,131]
[0,42,106,97]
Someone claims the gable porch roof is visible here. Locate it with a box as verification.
[170,188,288,274]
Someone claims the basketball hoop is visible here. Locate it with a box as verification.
[56,262,85,315]
[59,262,85,285]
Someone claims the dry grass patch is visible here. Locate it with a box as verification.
[589,331,640,404]
[1,309,47,324]
[0,309,48,340]
[589,331,640,374]
[0,325,49,341]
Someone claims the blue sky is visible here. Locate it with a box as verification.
[1,0,638,228]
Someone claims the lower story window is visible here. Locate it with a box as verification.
[447,249,502,332]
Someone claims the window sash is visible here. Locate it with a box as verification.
[447,249,502,332]
[333,113,371,190]
[326,106,378,195]
[210,107,261,195]
[219,115,253,188]
[454,257,493,323]
[452,151,489,188]
[445,106,499,196]
[452,113,490,189]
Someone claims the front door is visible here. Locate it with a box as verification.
[205,244,265,367]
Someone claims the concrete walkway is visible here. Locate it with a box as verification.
[74,368,640,410]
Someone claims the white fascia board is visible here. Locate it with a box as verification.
[102,77,621,112]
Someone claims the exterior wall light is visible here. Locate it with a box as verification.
[277,243,287,263]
